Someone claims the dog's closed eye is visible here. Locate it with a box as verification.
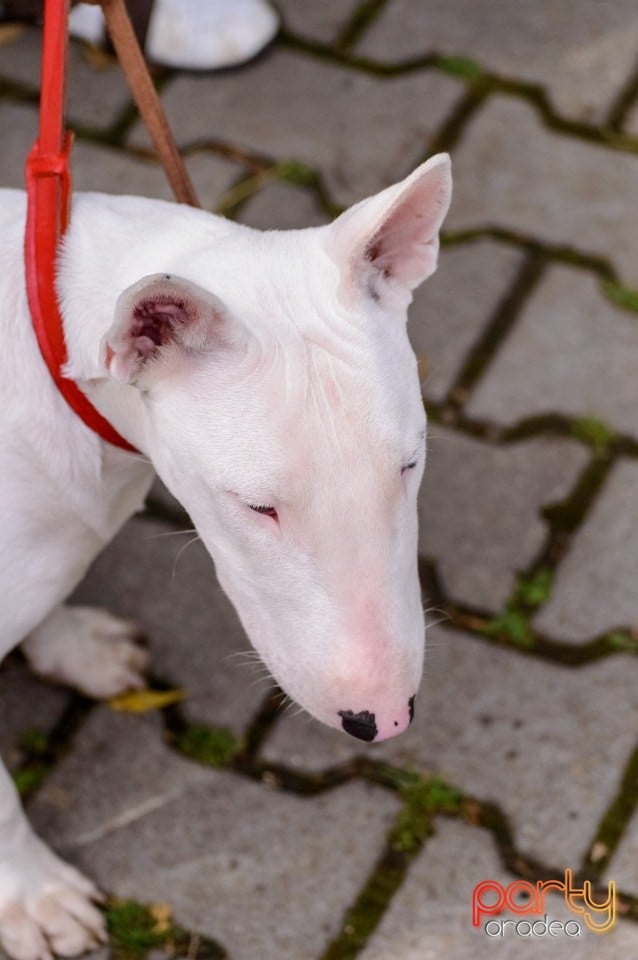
[248,503,279,521]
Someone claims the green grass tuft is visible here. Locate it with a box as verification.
[606,631,638,652]
[274,160,318,186]
[482,608,534,649]
[106,901,171,957]
[570,417,617,453]
[392,776,463,853]
[433,54,485,81]
[177,724,243,768]
[602,279,638,314]
[514,568,554,609]
[12,767,47,797]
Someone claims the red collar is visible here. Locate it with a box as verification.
[24,0,138,455]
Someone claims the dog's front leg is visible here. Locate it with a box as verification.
[0,760,106,960]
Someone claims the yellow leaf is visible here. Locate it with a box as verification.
[149,902,173,934]
[108,688,186,713]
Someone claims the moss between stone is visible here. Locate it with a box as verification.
[107,901,171,957]
[583,744,638,878]
[176,723,243,768]
[433,54,485,81]
[320,774,465,959]
[12,766,47,798]
[106,900,228,960]
[605,630,638,653]
[19,727,50,755]
[513,567,554,609]
[603,279,638,314]
[320,848,408,960]
[392,776,464,853]
[12,728,53,798]
[481,608,534,649]
[570,417,617,453]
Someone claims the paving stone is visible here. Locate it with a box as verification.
[31,709,400,960]
[447,96,638,287]
[71,142,175,200]
[0,102,241,213]
[410,240,524,402]
[30,708,212,846]
[419,429,588,611]
[275,0,361,43]
[0,28,131,131]
[360,819,636,959]
[467,266,638,438]
[238,179,329,229]
[261,626,638,870]
[357,0,638,124]
[72,142,242,210]
[145,478,188,523]
[535,460,638,643]
[3,8,638,955]
[129,48,463,206]
[357,0,638,123]
[187,152,247,213]
[0,101,38,189]
[0,659,70,771]
[71,515,271,732]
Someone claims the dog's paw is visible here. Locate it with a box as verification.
[0,834,106,960]
[22,605,150,700]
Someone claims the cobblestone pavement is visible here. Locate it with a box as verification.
[3,2,638,958]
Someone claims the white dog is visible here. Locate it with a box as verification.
[0,153,451,960]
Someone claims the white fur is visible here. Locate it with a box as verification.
[0,154,451,959]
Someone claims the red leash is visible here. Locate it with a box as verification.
[24,0,138,453]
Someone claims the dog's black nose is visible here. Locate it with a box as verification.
[338,709,377,742]
[408,695,416,724]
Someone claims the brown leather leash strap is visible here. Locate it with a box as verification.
[91,0,199,208]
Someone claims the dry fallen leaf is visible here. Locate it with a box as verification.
[149,902,173,934]
[108,688,186,713]
[0,23,25,47]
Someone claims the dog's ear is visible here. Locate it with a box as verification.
[331,153,452,304]
[103,273,229,383]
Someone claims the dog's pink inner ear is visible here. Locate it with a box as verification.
[363,160,451,290]
[104,273,226,384]
[132,298,191,357]
[365,193,442,288]
[334,154,452,300]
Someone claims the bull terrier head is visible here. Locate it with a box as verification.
[102,154,452,742]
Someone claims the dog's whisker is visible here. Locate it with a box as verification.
[145,527,197,541]
[422,604,446,616]
[224,650,263,664]
[170,534,202,581]
[247,673,278,691]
